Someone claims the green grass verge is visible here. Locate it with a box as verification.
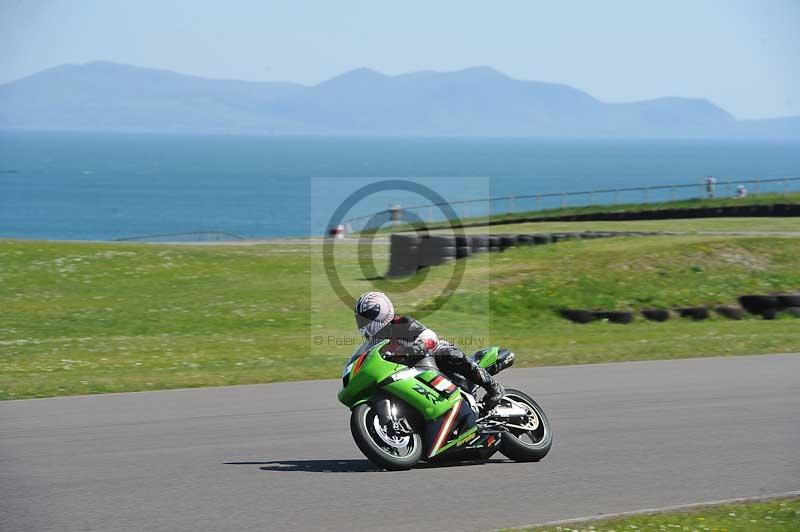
[382,191,800,233]
[1,229,799,400]
[501,496,800,531]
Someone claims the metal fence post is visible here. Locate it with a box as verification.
[535,194,541,212]
[561,193,566,208]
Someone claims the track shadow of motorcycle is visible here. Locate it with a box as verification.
[225,458,512,473]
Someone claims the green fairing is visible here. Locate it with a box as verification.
[431,426,478,456]
[475,347,499,369]
[337,340,402,407]
[416,370,439,382]
[338,341,462,420]
[382,378,460,420]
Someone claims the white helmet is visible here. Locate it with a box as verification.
[354,291,394,338]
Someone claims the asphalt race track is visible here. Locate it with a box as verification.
[2,354,799,532]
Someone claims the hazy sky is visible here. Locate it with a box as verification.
[1,0,798,119]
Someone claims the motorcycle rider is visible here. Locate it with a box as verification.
[354,291,505,414]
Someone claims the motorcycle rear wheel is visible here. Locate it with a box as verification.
[350,403,423,471]
[498,388,552,462]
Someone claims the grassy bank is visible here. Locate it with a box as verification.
[2,229,799,399]
[503,496,800,531]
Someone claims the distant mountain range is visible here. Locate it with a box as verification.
[1,61,798,138]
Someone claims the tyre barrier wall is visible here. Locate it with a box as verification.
[387,230,655,278]
[442,203,800,231]
[560,293,800,324]
[386,233,421,277]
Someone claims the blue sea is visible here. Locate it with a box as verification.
[1,132,799,240]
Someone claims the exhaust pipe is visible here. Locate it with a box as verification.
[493,404,529,419]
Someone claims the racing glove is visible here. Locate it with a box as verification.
[405,337,438,358]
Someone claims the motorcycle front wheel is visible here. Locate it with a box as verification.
[350,403,423,471]
[498,388,552,462]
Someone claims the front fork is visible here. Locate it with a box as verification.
[373,397,413,437]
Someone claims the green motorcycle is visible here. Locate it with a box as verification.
[338,339,552,470]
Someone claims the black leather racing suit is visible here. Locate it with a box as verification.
[369,316,504,410]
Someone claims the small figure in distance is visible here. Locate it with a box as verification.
[705,175,717,199]
[735,185,748,199]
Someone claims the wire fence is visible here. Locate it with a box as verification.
[341,177,800,233]
[114,230,246,242]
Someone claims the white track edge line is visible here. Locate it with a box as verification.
[488,489,800,531]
